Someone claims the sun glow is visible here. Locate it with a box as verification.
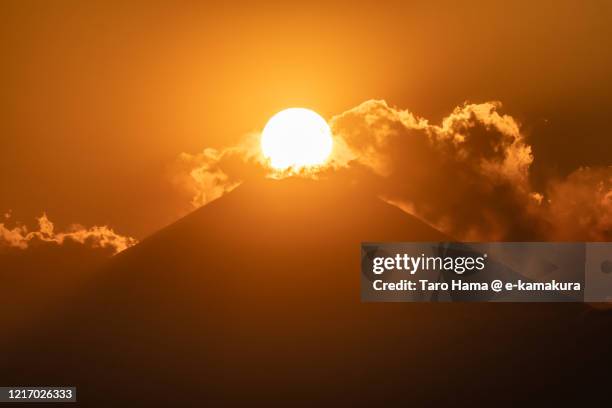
[261,108,333,170]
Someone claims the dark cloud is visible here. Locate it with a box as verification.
[329,100,544,240]
[545,166,612,241]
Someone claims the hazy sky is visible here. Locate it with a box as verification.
[1,1,611,238]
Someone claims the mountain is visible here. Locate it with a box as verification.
[3,178,611,405]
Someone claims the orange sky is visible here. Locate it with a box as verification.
[1,1,611,238]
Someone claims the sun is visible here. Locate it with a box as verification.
[261,108,333,170]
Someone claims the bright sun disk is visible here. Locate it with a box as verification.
[261,108,333,170]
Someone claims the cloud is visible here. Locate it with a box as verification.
[545,166,612,241]
[171,132,265,207]
[174,99,611,241]
[329,100,543,240]
[0,213,137,254]
[173,149,242,208]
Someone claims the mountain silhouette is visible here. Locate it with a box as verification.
[3,178,611,405]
